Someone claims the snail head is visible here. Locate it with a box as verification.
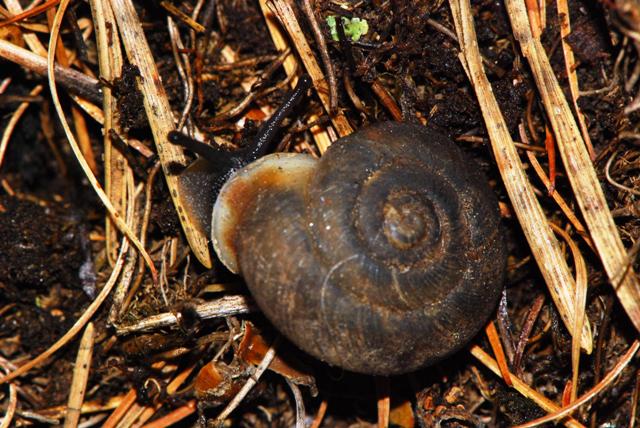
[166,75,312,239]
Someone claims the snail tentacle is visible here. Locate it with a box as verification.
[247,74,312,162]
[168,74,312,182]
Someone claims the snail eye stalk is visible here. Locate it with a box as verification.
[168,74,312,172]
[246,74,312,162]
[167,131,239,172]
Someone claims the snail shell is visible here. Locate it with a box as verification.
[212,122,506,375]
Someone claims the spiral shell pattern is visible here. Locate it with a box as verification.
[213,122,506,375]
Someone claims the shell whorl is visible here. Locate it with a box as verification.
[212,122,506,375]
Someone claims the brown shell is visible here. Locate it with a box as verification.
[213,122,506,375]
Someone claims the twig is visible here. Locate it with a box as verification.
[115,295,255,335]
[300,0,337,112]
[132,364,198,426]
[209,54,279,70]
[0,38,102,104]
[371,79,402,121]
[4,0,47,56]
[0,0,60,28]
[210,48,293,124]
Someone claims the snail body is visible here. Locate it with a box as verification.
[211,121,506,375]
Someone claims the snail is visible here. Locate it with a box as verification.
[169,76,507,376]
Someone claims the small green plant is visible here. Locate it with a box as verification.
[326,15,369,42]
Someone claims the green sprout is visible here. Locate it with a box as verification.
[326,15,369,42]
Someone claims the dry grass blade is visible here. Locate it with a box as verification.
[449,0,592,351]
[110,0,213,268]
[160,0,204,33]
[514,340,640,427]
[0,0,60,28]
[63,323,95,428]
[550,223,588,403]
[505,0,640,334]
[268,0,353,141]
[556,0,595,159]
[485,321,512,386]
[525,148,594,251]
[0,382,17,428]
[258,0,333,153]
[470,345,585,428]
[259,0,297,78]
[88,0,127,266]
[46,0,157,283]
[286,379,306,428]
[47,14,97,175]
[102,390,137,428]
[108,174,139,322]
